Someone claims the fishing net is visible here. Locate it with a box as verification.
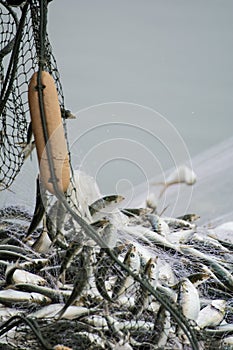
[0,0,65,191]
[1,203,233,350]
[1,1,233,350]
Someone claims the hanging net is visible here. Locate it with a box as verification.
[0,0,64,191]
[0,1,233,350]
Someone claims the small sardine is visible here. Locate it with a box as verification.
[5,266,46,286]
[0,289,51,305]
[121,208,152,217]
[112,245,140,300]
[32,229,52,253]
[167,228,195,244]
[187,272,210,287]
[15,283,71,302]
[89,195,125,220]
[177,213,200,222]
[220,336,233,347]
[26,176,46,237]
[59,240,83,283]
[196,299,226,329]
[83,315,154,332]
[19,140,36,160]
[29,303,93,320]
[146,214,170,237]
[180,245,233,291]
[205,323,233,334]
[100,223,118,249]
[190,233,229,252]
[163,217,196,230]
[56,245,92,319]
[95,245,125,302]
[61,108,76,119]
[151,306,171,348]
[0,249,32,262]
[133,257,158,315]
[91,218,109,230]
[178,278,200,321]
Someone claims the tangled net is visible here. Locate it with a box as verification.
[1,197,233,350]
[0,0,65,191]
[1,1,233,350]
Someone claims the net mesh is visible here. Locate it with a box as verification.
[0,0,65,191]
[0,1,232,350]
[0,204,232,350]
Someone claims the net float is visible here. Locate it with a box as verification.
[28,71,70,194]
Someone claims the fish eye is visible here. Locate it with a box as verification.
[130,253,135,258]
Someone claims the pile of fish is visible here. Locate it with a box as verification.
[1,170,233,349]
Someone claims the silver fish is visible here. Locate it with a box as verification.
[205,323,233,334]
[177,213,200,222]
[59,239,83,283]
[196,299,226,329]
[180,245,233,291]
[45,206,68,250]
[167,228,195,244]
[5,266,46,286]
[178,278,200,321]
[32,229,52,253]
[91,218,110,230]
[190,233,230,252]
[26,176,46,237]
[133,257,158,315]
[0,249,32,262]
[56,245,92,319]
[158,261,178,286]
[19,140,35,160]
[112,245,140,300]
[187,272,210,287]
[146,214,170,237]
[29,304,93,320]
[89,195,125,220]
[95,245,125,302]
[121,208,152,217]
[82,315,154,332]
[0,289,51,304]
[123,225,178,252]
[15,283,71,302]
[151,306,171,348]
[0,244,32,255]
[163,216,196,230]
[100,223,118,249]
[220,336,233,348]
[61,108,76,119]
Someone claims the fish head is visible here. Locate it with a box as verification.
[145,257,158,280]
[124,245,140,272]
[104,195,125,204]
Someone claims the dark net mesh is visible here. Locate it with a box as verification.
[0,0,65,191]
[1,204,233,350]
[0,1,232,350]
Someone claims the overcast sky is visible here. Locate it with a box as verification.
[48,0,233,155]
